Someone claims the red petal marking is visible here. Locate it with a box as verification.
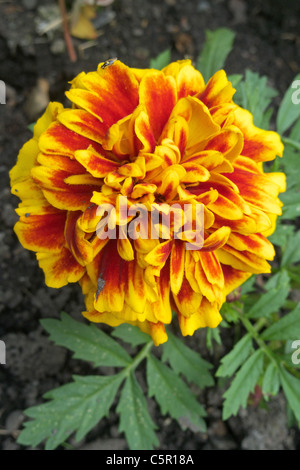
[39,122,103,157]
[37,247,85,287]
[170,239,185,294]
[31,166,99,211]
[37,153,87,174]
[202,226,231,252]
[233,107,284,162]
[93,240,126,312]
[139,71,177,141]
[74,148,120,177]
[58,109,109,144]
[174,276,202,316]
[224,168,283,215]
[67,62,139,127]
[199,251,224,287]
[221,264,252,296]
[198,70,235,108]
[204,127,243,162]
[15,211,66,253]
[133,107,156,154]
[226,232,275,260]
[144,240,173,266]
[65,211,94,265]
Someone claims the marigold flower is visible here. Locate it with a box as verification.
[10,60,285,345]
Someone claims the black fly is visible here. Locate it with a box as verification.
[101,57,118,69]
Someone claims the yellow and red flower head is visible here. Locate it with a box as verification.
[10,59,285,346]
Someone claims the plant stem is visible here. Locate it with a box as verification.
[120,341,153,378]
[58,0,77,62]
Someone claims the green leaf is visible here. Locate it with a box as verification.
[112,324,150,347]
[196,28,235,82]
[289,117,300,143]
[228,73,243,88]
[41,313,132,368]
[280,190,300,220]
[117,373,159,450]
[261,305,300,341]
[234,70,277,128]
[278,365,300,424]
[262,362,280,397]
[222,350,264,420]
[246,271,290,319]
[216,334,254,378]
[277,74,300,135]
[281,230,300,267]
[269,223,294,247]
[150,49,171,70]
[17,374,124,449]
[27,122,35,132]
[206,325,222,350]
[162,331,214,388]
[147,354,206,432]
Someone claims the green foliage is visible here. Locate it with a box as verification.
[261,305,300,341]
[117,373,159,450]
[222,350,265,420]
[112,323,150,347]
[233,69,277,128]
[216,334,254,378]
[276,74,300,135]
[150,49,171,70]
[162,331,214,388]
[196,28,235,82]
[18,315,212,450]
[18,374,124,450]
[41,313,132,367]
[246,271,290,319]
[147,355,207,432]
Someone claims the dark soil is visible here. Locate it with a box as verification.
[0,0,300,451]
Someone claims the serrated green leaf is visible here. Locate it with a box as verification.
[150,49,171,70]
[277,74,300,135]
[162,332,213,388]
[117,373,158,450]
[261,306,300,341]
[246,271,290,319]
[196,28,235,82]
[278,365,300,423]
[41,313,132,368]
[216,334,254,378]
[222,350,264,420]
[234,70,277,127]
[281,231,300,267]
[262,362,280,397]
[17,374,124,449]
[147,354,206,432]
[112,324,150,347]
